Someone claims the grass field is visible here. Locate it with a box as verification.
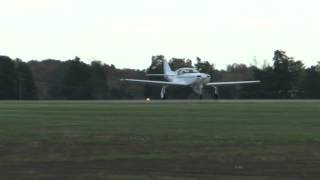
[0,100,320,179]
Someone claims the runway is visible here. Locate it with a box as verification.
[103,99,320,104]
[2,99,320,104]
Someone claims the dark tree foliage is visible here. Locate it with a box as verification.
[240,66,275,99]
[169,58,193,70]
[269,50,305,98]
[0,56,36,99]
[28,59,62,99]
[28,58,144,100]
[49,57,93,99]
[0,56,18,99]
[108,66,145,99]
[304,63,320,98]
[195,57,215,77]
[239,50,307,99]
[224,64,257,99]
[90,61,109,99]
[2,49,320,100]
[15,59,36,99]
[273,50,293,98]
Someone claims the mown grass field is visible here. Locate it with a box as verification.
[0,100,320,179]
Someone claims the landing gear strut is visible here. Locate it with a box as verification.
[199,94,203,99]
[199,85,203,100]
[212,86,219,99]
[161,86,167,100]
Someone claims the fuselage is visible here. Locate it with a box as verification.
[165,68,211,86]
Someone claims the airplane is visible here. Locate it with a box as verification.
[121,60,260,99]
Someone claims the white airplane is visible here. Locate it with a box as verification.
[121,60,260,99]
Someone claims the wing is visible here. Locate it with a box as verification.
[207,80,261,86]
[120,79,188,86]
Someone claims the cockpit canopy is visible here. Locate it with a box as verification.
[177,68,199,75]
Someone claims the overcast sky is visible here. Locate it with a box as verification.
[1,0,320,69]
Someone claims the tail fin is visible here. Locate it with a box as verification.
[163,60,173,75]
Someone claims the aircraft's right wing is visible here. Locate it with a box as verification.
[120,79,189,86]
[207,80,261,86]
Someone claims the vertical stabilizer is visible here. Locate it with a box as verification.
[163,60,173,75]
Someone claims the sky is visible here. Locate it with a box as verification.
[1,0,320,70]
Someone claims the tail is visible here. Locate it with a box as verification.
[146,60,174,81]
[163,60,173,75]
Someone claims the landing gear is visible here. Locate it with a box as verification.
[213,93,219,99]
[161,86,167,100]
[191,84,204,100]
[199,85,203,100]
[212,86,219,100]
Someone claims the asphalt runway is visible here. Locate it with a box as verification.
[106,99,319,103]
[2,99,320,104]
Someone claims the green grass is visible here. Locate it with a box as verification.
[0,101,320,179]
[1,101,320,145]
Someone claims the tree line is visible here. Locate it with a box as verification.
[1,50,320,100]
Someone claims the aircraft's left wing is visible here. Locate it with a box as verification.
[207,80,261,86]
[120,79,189,86]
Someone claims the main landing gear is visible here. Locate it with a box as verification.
[193,84,205,100]
[160,85,219,100]
[161,86,167,100]
[199,86,219,100]
[199,94,203,100]
[199,85,203,100]
[211,86,219,99]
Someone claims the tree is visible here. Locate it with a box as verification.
[273,50,305,98]
[169,58,193,70]
[28,59,62,99]
[289,60,305,98]
[90,61,109,99]
[304,62,320,98]
[0,56,36,100]
[194,57,215,77]
[3,51,320,100]
[15,59,36,99]
[273,50,291,98]
[242,66,276,99]
[0,56,18,99]
[61,57,92,99]
[48,57,92,99]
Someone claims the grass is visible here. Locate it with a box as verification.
[0,101,320,179]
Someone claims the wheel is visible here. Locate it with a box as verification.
[162,94,167,100]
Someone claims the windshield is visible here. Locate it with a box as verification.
[177,68,199,75]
